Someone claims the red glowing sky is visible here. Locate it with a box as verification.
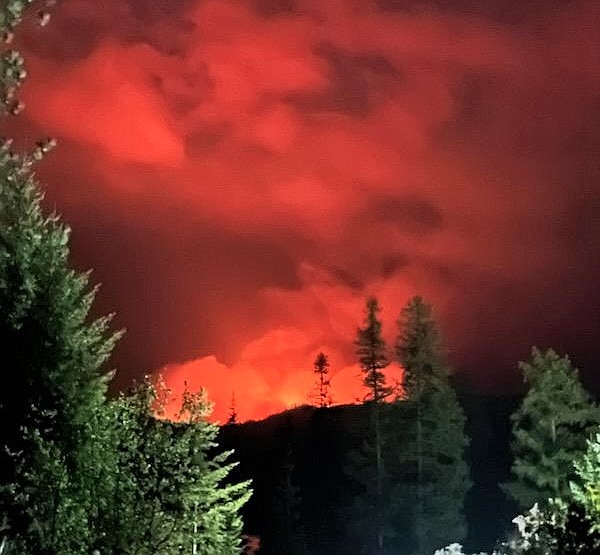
[11,0,600,422]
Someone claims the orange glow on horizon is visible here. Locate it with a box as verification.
[161,355,404,423]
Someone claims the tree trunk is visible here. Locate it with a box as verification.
[375,402,384,554]
[416,395,424,555]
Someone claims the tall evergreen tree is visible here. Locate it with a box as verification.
[312,352,332,408]
[97,379,252,555]
[0,4,121,554]
[394,296,471,554]
[345,418,398,555]
[396,296,444,398]
[0,8,252,555]
[348,297,394,554]
[356,297,392,403]
[502,347,600,510]
[270,443,307,555]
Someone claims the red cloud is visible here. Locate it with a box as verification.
[16,0,600,419]
[24,41,184,165]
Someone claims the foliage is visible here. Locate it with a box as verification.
[346,297,394,554]
[393,296,471,555]
[0,6,251,555]
[431,500,593,555]
[344,404,399,554]
[270,443,307,555]
[497,432,600,555]
[495,499,600,555]
[502,348,600,510]
[433,544,495,555]
[96,379,252,555]
[355,297,392,403]
[437,430,600,555]
[389,390,471,553]
[227,392,238,424]
[0,162,119,551]
[396,295,445,399]
[503,502,564,555]
[570,432,600,528]
[0,2,52,43]
[550,501,600,554]
[0,4,121,554]
[312,352,333,408]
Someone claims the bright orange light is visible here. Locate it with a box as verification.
[161,354,404,423]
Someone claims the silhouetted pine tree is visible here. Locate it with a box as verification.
[356,298,392,404]
[347,297,395,554]
[312,352,333,408]
[502,348,600,510]
[393,296,471,555]
[227,391,239,424]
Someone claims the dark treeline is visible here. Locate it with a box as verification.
[221,371,600,555]
[218,298,600,555]
[220,392,517,555]
[219,295,472,555]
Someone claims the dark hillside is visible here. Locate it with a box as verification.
[219,392,520,555]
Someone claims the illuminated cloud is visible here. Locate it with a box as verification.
[15,0,600,420]
[25,42,184,165]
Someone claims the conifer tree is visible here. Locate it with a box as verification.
[502,348,600,510]
[270,443,306,555]
[0,8,251,555]
[227,391,238,424]
[97,379,252,555]
[0,4,121,554]
[394,296,471,554]
[356,297,392,403]
[345,420,398,555]
[312,352,332,408]
[348,297,393,554]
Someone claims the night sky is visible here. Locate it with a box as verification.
[11,0,600,421]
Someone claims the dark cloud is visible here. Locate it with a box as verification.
[19,0,196,60]
[380,254,410,279]
[330,267,365,290]
[376,0,579,24]
[251,0,298,17]
[288,44,401,116]
[372,195,444,235]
